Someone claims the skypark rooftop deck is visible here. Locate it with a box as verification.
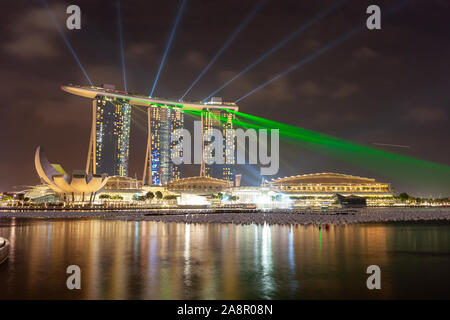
[61,84,239,111]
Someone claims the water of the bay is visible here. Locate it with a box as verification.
[0,218,449,299]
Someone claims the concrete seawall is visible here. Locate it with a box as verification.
[0,208,450,226]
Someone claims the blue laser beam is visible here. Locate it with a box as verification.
[149,0,188,98]
[40,0,93,86]
[202,0,346,102]
[179,0,267,101]
[235,0,411,103]
[116,0,127,92]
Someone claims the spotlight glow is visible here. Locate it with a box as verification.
[202,0,346,102]
[149,0,188,98]
[40,0,93,86]
[179,0,266,101]
[235,25,362,103]
[116,0,127,91]
[235,0,412,103]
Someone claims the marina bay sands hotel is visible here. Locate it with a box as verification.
[61,84,239,186]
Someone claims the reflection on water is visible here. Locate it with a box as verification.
[0,218,449,299]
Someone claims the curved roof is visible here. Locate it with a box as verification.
[165,176,232,191]
[270,172,385,185]
[104,175,143,190]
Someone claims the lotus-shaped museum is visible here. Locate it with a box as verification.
[34,146,109,200]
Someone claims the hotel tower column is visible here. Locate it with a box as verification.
[142,107,153,185]
[200,110,206,177]
[85,99,97,175]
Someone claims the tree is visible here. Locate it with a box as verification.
[155,191,163,200]
[398,193,409,201]
[146,191,155,200]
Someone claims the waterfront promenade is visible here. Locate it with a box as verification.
[0,207,449,226]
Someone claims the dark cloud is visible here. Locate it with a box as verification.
[215,69,295,102]
[352,46,378,59]
[125,42,157,62]
[183,50,208,69]
[403,106,448,125]
[331,83,359,99]
[2,4,66,59]
[296,81,359,100]
[313,111,362,126]
[297,81,323,97]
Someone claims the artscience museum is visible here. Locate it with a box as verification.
[34,146,109,202]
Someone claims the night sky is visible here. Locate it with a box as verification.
[1,0,449,196]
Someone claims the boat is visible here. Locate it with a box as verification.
[0,237,9,264]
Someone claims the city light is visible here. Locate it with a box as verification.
[2,0,450,303]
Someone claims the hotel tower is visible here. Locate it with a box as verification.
[61,84,238,184]
[85,94,131,177]
[142,106,184,185]
[202,100,236,182]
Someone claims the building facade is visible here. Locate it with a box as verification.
[144,107,184,185]
[61,85,239,185]
[89,96,131,177]
[269,172,392,194]
[202,107,235,182]
[35,146,109,203]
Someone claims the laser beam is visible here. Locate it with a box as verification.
[40,0,93,85]
[149,0,188,98]
[226,107,450,190]
[125,94,449,190]
[235,26,361,102]
[235,0,411,103]
[202,0,346,102]
[116,0,127,91]
[179,0,266,101]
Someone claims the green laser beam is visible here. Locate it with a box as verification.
[126,97,449,191]
[226,109,450,190]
